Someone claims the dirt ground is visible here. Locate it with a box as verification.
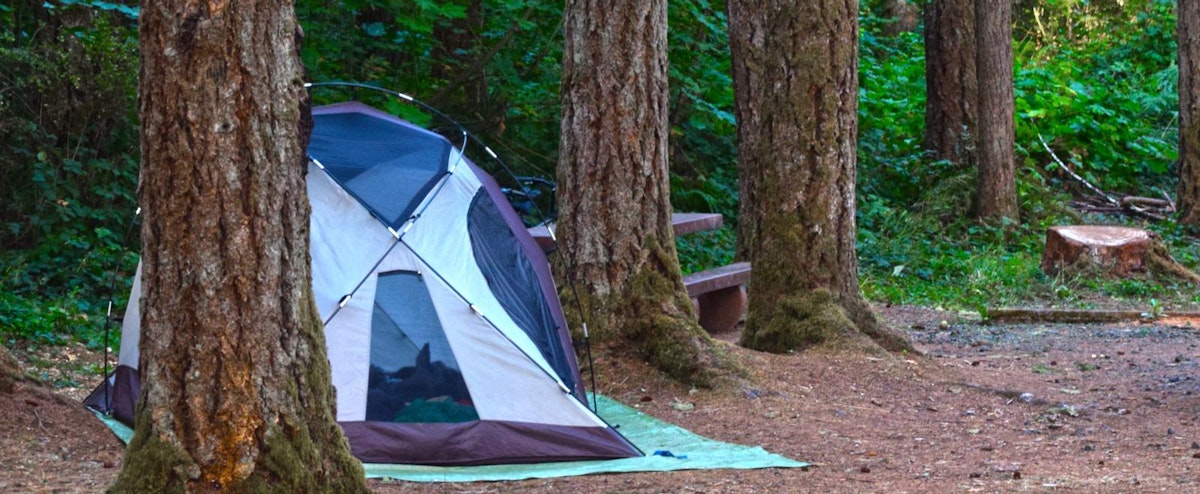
[4,305,1200,493]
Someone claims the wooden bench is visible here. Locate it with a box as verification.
[683,261,751,333]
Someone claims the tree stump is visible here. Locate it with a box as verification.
[1040,225,1151,277]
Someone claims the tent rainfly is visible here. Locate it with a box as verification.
[85,101,640,466]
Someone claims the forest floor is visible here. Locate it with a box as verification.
[3,304,1200,493]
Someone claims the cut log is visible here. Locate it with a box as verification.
[1040,225,1151,277]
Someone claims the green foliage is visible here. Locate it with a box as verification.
[3,0,1196,356]
[858,12,929,206]
[668,0,737,213]
[298,0,565,179]
[1,2,139,349]
[855,2,1193,313]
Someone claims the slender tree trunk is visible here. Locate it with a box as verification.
[109,1,367,492]
[974,0,1019,222]
[881,0,920,36]
[728,0,913,354]
[1179,0,1200,226]
[924,0,977,168]
[558,0,725,384]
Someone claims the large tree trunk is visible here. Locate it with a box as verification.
[974,0,1019,221]
[924,0,977,168]
[558,0,724,385]
[109,1,367,492]
[1179,0,1200,226]
[728,0,913,354]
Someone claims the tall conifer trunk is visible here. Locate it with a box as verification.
[728,0,912,353]
[974,0,1018,221]
[924,0,978,168]
[558,0,724,384]
[110,1,367,491]
[1179,0,1200,226]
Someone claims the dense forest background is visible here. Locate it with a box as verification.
[1,0,1196,381]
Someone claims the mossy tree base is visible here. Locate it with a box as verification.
[566,241,740,388]
[110,418,366,493]
[740,289,914,355]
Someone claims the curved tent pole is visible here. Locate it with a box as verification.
[304,82,603,412]
[316,168,454,327]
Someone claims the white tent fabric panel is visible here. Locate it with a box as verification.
[400,160,564,390]
[323,271,376,422]
[116,263,142,368]
[309,164,390,422]
[307,164,397,318]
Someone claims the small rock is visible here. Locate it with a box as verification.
[1019,392,1034,403]
[860,466,871,473]
[1083,444,1094,451]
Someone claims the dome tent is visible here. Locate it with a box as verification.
[86,99,639,466]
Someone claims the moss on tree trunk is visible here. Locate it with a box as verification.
[568,237,730,386]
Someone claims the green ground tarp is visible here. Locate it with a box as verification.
[94,394,804,483]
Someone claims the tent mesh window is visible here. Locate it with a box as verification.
[366,270,477,423]
[308,109,450,229]
[466,190,575,389]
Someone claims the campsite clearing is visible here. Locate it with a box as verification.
[4,305,1200,492]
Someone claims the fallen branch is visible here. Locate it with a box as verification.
[1121,196,1173,209]
[1038,134,1118,206]
[1039,135,1175,221]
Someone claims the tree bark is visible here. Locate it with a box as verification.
[558,0,725,385]
[974,0,1019,221]
[728,0,913,354]
[924,0,977,168]
[109,1,367,492]
[1179,0,1200,226]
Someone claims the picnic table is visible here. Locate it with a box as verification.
[528,212,750,333]
[527,213,724,253]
